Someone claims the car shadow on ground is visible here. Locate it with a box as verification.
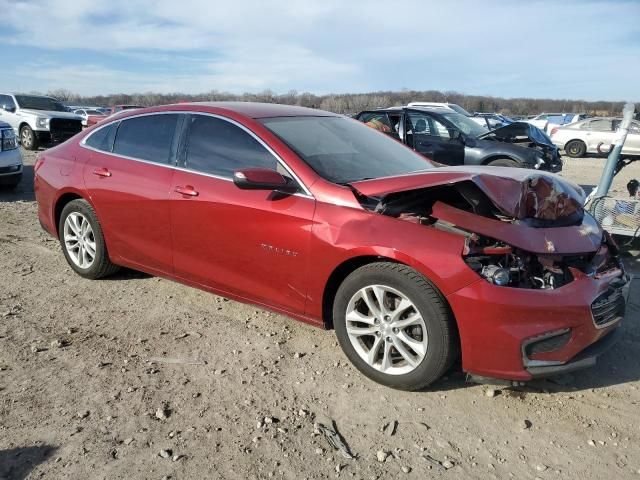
[0,445,57,479]
[0,164,35,202]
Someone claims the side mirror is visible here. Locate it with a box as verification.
[233,168,297,192]
[1,105,16,113]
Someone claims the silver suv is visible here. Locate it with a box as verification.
[0,94,83,150]
[0,120,23,189]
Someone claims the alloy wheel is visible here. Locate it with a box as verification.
[345,284,428,375]
[63,212,97,268]
[21,129,32,148]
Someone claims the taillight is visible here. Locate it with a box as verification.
[550,128,558,137]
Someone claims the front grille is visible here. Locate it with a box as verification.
[591,287,625,327]
[0,165,21,174]
[50,118,82,142]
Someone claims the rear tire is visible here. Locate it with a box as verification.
[20,125,39,151]
[487,158,520,168]
[333,262,457,391]
[564,140,586,158]
[58,199,120,279]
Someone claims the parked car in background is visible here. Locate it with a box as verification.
[407,102,472,116]
[356,106,561,171]
[0,120,23,189]
[73,108,109,127]
[0,94,83,150]
[471,113,513,130]
[550,117,640,157]
[34,102,624,390]
[109,104,143,116]
[524,113,588,134]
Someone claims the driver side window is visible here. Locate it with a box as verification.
[184,115,298,189]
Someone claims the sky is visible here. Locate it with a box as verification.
[0,0,638,101]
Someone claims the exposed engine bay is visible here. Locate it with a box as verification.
[353,170,623,290]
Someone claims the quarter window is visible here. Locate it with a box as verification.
[85,123,117,152]
[184,115,277,178]
[113,114,179,164]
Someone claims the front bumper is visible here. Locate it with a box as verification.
[447,270,627,381]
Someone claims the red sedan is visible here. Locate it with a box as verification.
[34,102,627,390]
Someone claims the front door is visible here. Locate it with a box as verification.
[169,113,315,315]
[82,114,180,273]
[405,111,465,165]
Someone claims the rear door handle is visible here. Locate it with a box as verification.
[93,167,112,177]
[174,185,199,197]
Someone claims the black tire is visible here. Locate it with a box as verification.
[58,199,120,279]
[333,262,457,391]
[487,158,520,168]
[564,140,586,158]
[20,125,39,151]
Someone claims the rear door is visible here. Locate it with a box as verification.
[169,113,315,315]
[82,113,181,273]
[405,111,465,165]
[582,118,613,151]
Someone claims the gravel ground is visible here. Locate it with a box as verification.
[1,150,639,480]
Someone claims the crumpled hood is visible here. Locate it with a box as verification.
[19,109,83,121]
[350,166,585,222]
[477,121,555,147]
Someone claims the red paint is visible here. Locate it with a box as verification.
[34,102,626,382]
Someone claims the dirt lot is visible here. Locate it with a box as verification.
[1,150,639,480]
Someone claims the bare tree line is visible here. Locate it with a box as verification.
[42,88,629,116]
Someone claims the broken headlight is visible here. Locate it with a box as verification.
[463,235,572,290]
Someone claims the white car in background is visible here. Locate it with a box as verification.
[524,113,588,134]
[550,117,640,157]
[0,120,23,190]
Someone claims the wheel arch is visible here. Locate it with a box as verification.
[53,190,90,235]
[321,254,457,336]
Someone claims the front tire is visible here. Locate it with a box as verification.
[333,262,457,391]
[20,125,39,151]
[58,199,120,279]
[487,158,520,168]
[564,140,586,158]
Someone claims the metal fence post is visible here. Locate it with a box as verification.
[593,102,636,199]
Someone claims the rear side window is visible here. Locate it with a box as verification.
[85,123,117,152]
[113,114,179,163]
[184,115,277,178]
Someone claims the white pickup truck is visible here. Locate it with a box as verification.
[0,94,83,150]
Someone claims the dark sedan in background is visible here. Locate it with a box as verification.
[356,106,562,172]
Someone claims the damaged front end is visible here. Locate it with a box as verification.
[353,168,624,291]
[479,122,563,172]
[351,168,627,380]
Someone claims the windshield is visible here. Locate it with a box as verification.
[15,95,67,112]
[260,116,433,184]
[440,112,489,137]
[85,109,104,115]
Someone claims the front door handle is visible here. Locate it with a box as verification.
[175,185,199,197]
[93,167,112,177]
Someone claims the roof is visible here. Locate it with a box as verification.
[179,102,337,119]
